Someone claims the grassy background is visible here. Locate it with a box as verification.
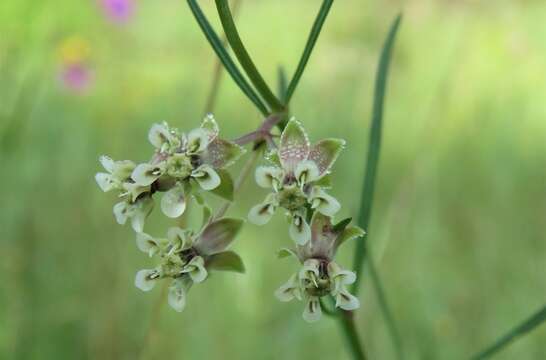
[1,0,545,359]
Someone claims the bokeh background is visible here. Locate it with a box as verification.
[1,0,545,359]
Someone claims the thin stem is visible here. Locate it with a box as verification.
[214,0,284,112]
[202,0,244,115]
[284,0,333,104]
[187,0,269,116]
[471,304,546,360]
[338,311,367,360]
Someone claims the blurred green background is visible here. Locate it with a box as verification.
[1,0,545,359]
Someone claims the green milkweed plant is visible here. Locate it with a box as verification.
[96,1,404,359]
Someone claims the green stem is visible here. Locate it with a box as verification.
[471,304,546,360]
[187,0,268,116]
[339,311,367,360]
[214,0,284,112]
[284,0,333,104]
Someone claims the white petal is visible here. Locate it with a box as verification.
[132,163,163,186]
[289,215,311,245]
[187,128,209,154]
[310,187,341,216]
[335,289,360,311]
[122,182,150,203]
[248,202,276,225]
[131,197,154,233]
[136,232,157,256]
[161,186,186,218]
[274,274,302,302]
[95,173,116,192]
[183,256,208,283]
[328,262,357,287]
[302,297,322,323]
[113,201,130,225]
[192,165,221,191]
[99,155,115,173]
[168,277,191,312]
[294,160,320,185]
[255,166,283,189]
[167,227,190,250]
[135,269,158,292]
[148,123,172,149]
[299,259,320,282]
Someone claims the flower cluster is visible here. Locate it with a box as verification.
[95,115,244,233]
[248,119,345,245]
[135,218,244,312]
[275,213,364,322]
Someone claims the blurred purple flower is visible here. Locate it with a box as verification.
[60,63,93,94]
[100,0,135,23]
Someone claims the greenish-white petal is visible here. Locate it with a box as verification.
[195,218,244,255]
[112,160,136,180]
[248,201,276,226]
[99,155,115,173]
[275,274,302,302]
[327,261,357,288]
[95,173,116,192]
[168,277,191,312]
[161,185,186,218]
[334,289,360,311]
[307,138,346,176]
[136,232,161,257]
[200,113,219,141]
[113,201,130,225]
[299,259,320,282]
[279,118,310,172]
[187,128,209,154]
[132,163,163,186]
[192,165,221,191]
[122,182,150,202]
[289,215,311,245]
[148,123,173,149]
[131,197,154,233]
[294,160,320,185]
[167,227,191,250]
[135,269,159,292]
[302,296,322,323]
[183,256,208,283]
[255,166,283,189]
[309,187,341,216]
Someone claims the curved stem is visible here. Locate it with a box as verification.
[339,311,367,360]
[214,0,284,112]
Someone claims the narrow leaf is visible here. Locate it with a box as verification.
[284,0,334,104]
[471,304,546,360]
[186,0,269,115]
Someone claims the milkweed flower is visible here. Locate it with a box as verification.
[95,115,244,232]
[134,217,245,312]
[275,213,364,322]
[248,118,345,245]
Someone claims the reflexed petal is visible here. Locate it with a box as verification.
[112,160,136,180]
[255,166,283,189]
[275,274,302,302]
[135,269,158,292]
[132,163,163,186]
[279,118,310,172]
[131,197,154,233]
[195,218,244,255]
[167,227,191,250]
[192,165,221,191]
[327,262,357,287]
[200,138,245,169]
[299,259,320,282]
[99,155,115,173]
[307,138,345,176]
[309,187,341,216]
[148,123,173,149]
[335,289,360,311]
[122,182,150,202]
[183,256,208,283]
[289,215,311,245]
[136,232,160,257]
[95,173,116,192]
[302,297,322,323]
[113,201,130,225]
[161,185,186,218]
[200,113,219,142]
[187,128,209,154]
[248,201,276,225]
[168,277,192,312]
[294,160,320,185]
